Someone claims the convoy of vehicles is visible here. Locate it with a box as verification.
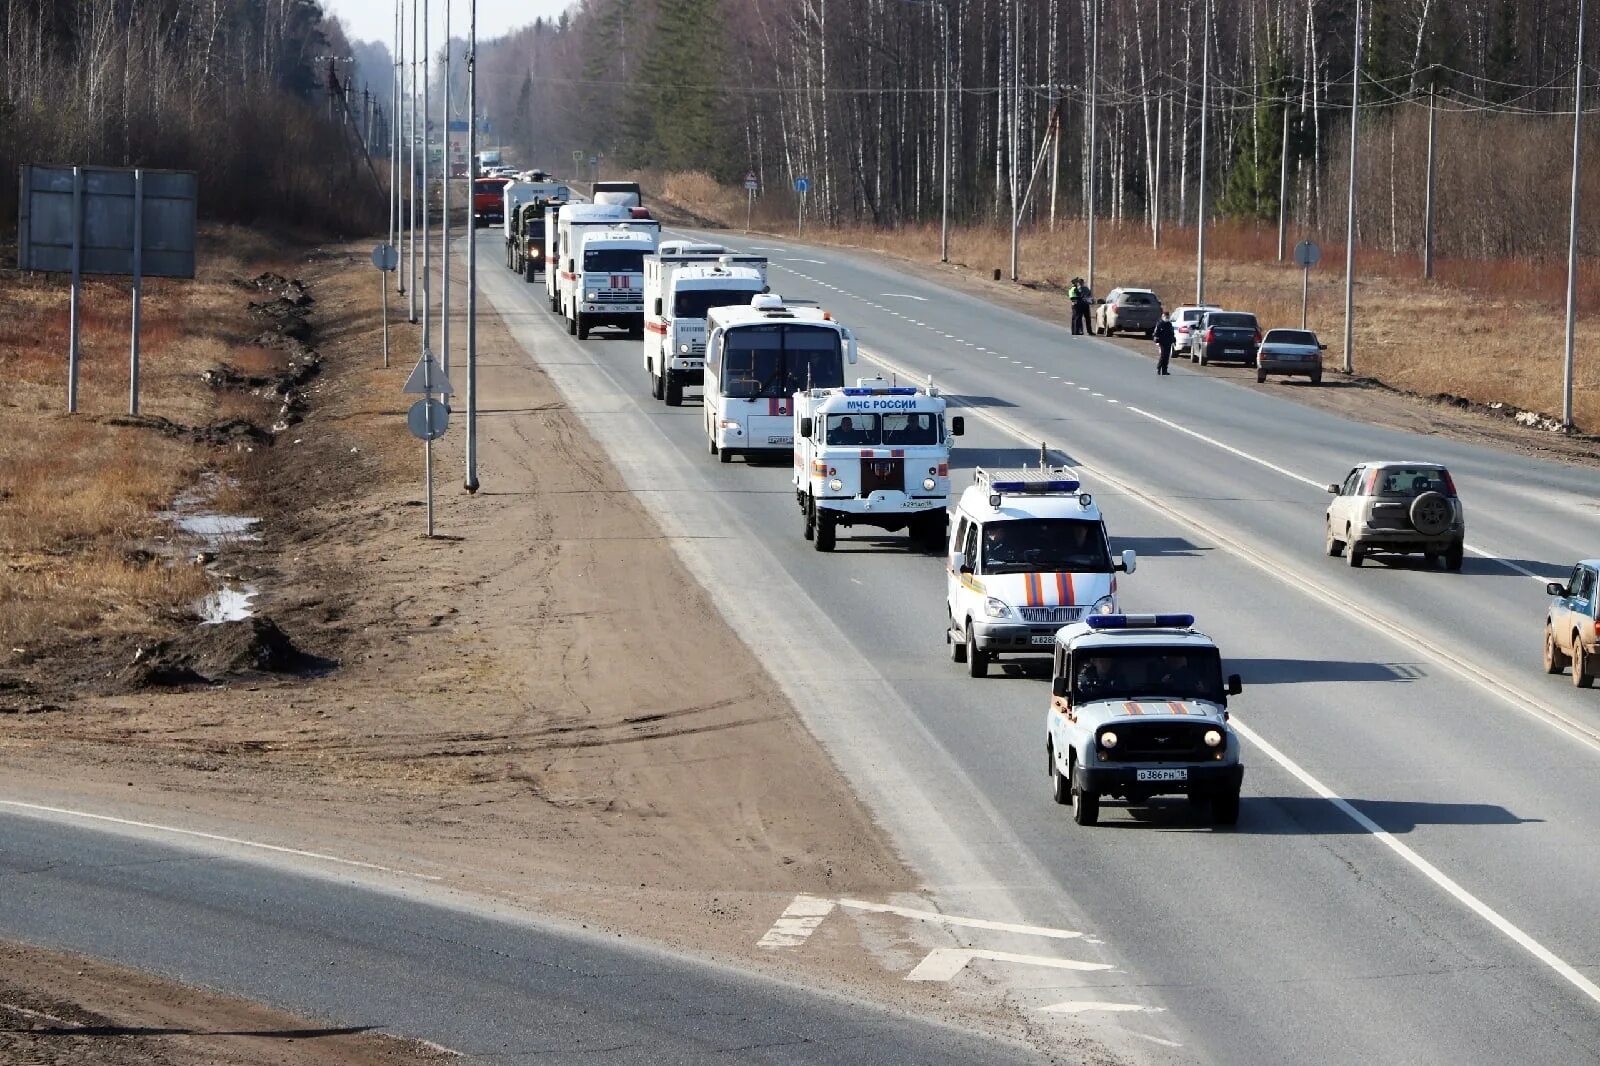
[945,469,1135,679]
[792,378,962,552]
[1046,613,1244,826]
[503,179,571,280]
[703,294,857,464]
[516,181,1563,831]
[643,242,768,406]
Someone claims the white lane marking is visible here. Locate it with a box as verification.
[1106,398,1120,404]
[1078,386,1090,391]
[837,898,1084,940]
[1230,717,1600,1010]
[882,293,928,301]
[1090,392,1103,397]
[0,798,444,880]
[906,948,1113,982]
[1,1003,75,1026]
[1124,1031,1186,1049]
[781,257,825,264]
[1041,1001,1164,1015]
[757,894,837,948]
[1122,405,1546,585]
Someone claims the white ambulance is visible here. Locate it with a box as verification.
[946,468,1136,678]
[703,295,856,464]
[643,243,768,406]
[1045,613,1244,826]
[544,202,627,313]
[792,378,963,552]
[562,227,661,340]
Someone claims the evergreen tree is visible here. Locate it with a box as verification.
[625,0,724,172]
[1219,55,1289,222]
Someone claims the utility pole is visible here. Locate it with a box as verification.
[1341,0,1363,375]
[440,0,451,380]
[1277,95,1290,261]
[1423,69,1438,280]
[1195,0,1210,305]
[1086,0,1099,291]
[465,0,480,492]
[408,0,418,320]
[389,1,398,268]
[940,0,951,263]
[1009,0,1021,281]
[1152,95,1162,249]
[1564,0,1588,430]
[422,0,431,364]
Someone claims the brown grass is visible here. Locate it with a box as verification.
[0,236,296,651]
[640,170,1600,431]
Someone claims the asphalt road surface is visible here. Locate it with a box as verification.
[477,226,1600,1065]
[0,810,1038,1064]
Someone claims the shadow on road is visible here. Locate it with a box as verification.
[1227,657,1426,684]
[1112,535,1209,559]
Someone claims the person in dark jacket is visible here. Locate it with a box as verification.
[1068,277,1092,335]
[1153,313,1176,375]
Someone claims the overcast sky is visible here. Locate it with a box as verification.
[327,0,573,46]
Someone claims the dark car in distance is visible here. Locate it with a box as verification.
[1188,311,1262,366]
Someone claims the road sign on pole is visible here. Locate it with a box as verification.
[403,348,452,537]
[744,171,758,232]
[407,398,449,439]
[1294,240,1321,330]
[373,243,397,368]
[794,176,810,236]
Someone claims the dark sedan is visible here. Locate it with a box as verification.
[1189,311,1262,366]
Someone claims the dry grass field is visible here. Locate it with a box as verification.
[0,232,290,651]
[644,169,1600,431]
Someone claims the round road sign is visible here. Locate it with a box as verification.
[407,398,449,441]
[371,243,399,271]
[1293,240,1322,268]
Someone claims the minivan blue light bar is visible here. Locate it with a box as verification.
[1084,613,1196,630]
[989,479,1080,494]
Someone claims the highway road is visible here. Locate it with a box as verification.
[0,809,1038,1064]
[477,226,1600,1064]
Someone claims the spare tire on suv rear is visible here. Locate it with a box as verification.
[1409,491,1452,536]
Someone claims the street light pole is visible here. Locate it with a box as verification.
[1563,0,1588,430]
[407,0,417,320]
[940,0,951,263]
[1086,0,1099,292]
[440,0,451,380]
[1195,0,1210,305]
[421,0,431,363]
[464,0,480,492]
[1341,0,1363,375]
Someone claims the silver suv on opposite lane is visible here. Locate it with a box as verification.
[1325,462,1465,570]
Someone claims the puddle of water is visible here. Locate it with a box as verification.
[172,514,260,542]
[197,584,258,624]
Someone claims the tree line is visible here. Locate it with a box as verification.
[471,0,1600,264]
[0,0,384,239]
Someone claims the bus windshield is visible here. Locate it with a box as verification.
[721,325,844,398]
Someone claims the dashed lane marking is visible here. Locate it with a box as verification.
[1041,1001,1165,1016]
[837,898,1085,940]
[757,894,837,948]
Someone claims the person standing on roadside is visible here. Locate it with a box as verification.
[1153,312,1176,375]
[1069,277,1092,336]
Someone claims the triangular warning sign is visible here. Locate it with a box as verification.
[402,351,454,395]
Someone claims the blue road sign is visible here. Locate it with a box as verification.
[794,176,810,194]
[447,120,468,133]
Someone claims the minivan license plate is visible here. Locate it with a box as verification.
[1136,768,1188,782]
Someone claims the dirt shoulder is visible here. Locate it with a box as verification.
[0,237,938,1011]
[0,941,447,1066]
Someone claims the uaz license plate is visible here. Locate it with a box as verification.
[1136,768,1188,781]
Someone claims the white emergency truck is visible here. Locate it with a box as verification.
[703,295,856,464]
[644,243,768,406]
[562,227,660,339]
[1045,613,1244,826]
[545,203,626,313]
[792,378,964,552]
[946,468,1136,677]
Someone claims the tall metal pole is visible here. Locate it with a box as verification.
[1277,97,1290,260]
[129,170,143,415]
[67,166,83,413]
[465,0,480,492]
[1152,95,1162,249]
[1341,0,1363,375]
[407,0,417,320]
[389,0,397,260]
[1563,0,1588,431]
[1195,0,1209,305]
[394,0,405,295]
[1423,77,1438,280]
[1009,0,1021,281]
[440,0,451,380]
[940,0,951,263]
[421,0,431,362]
[1086,0,1099,291]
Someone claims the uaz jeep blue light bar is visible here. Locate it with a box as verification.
[988,478,1080,494]
[1084,613,1196,630]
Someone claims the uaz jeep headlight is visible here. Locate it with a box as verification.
[1099,730,1119,749]
[1203,729,1224,748]
[983,597,1012,619]
[1090,595,1115,615]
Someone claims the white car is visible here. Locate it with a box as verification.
[1045,613,1244,826]
[1170,304,1220,357]
[1324,461,1464,570]
[946,468,1135,678]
